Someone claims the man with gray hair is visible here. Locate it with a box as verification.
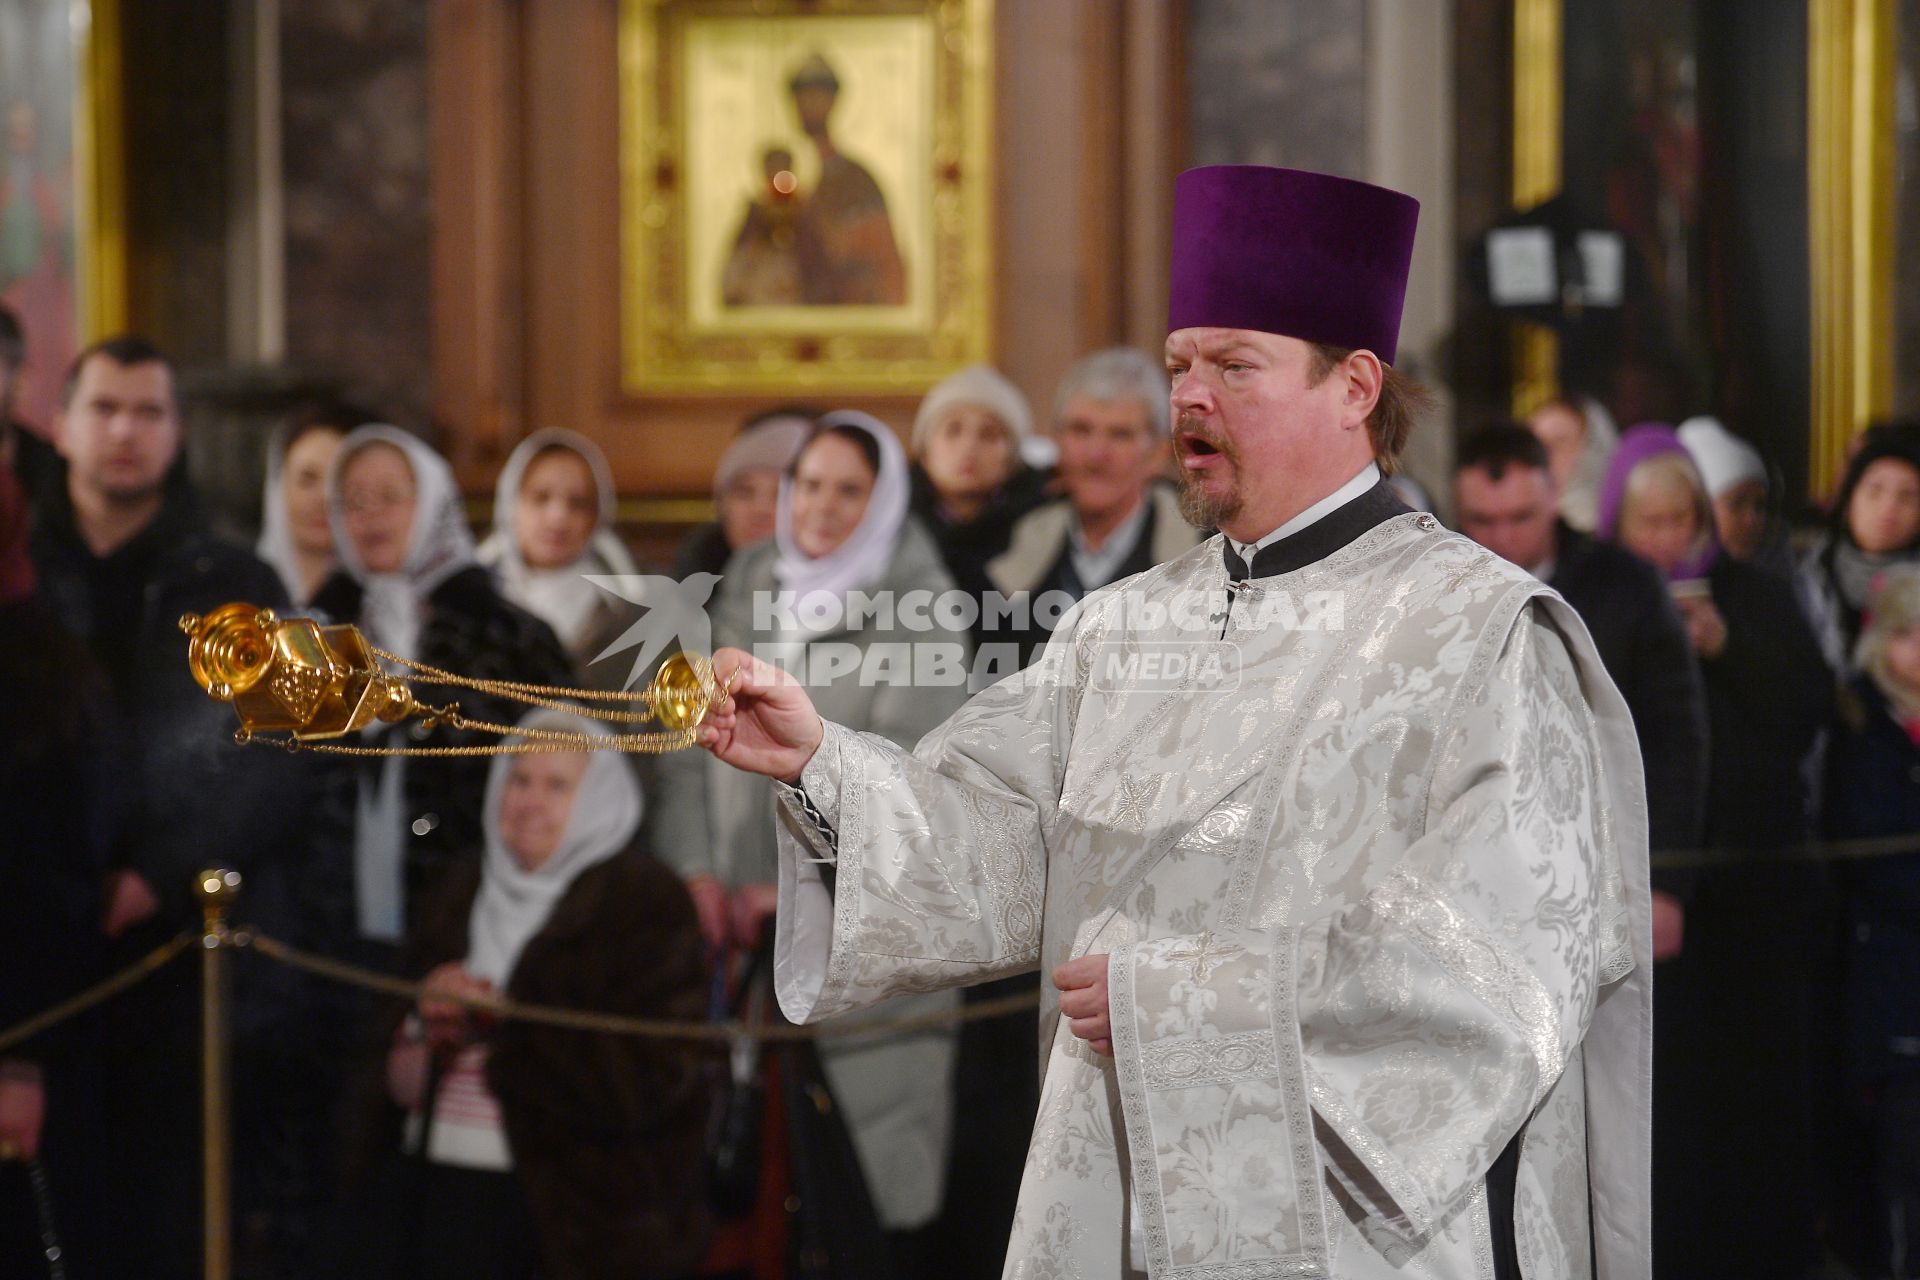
[986,346,1201,663]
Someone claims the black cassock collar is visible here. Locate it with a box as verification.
[1220,480,1413,581]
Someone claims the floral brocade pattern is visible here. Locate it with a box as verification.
[769,516,1651,1280]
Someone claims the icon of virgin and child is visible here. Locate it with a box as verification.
[721,52,908,308]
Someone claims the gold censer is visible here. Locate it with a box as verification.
[180,603,718,756]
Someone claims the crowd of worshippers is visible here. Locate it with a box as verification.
[1,300,1919,1279]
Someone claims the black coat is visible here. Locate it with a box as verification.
[1824,676,1920,1081]
[1655,555,1836,1274]
[1548,523,1709,879]
[26,479,305,1276]
[907,461,1052,614]
[1696,555,1833,849]
[28,479,301,923]
[306,566,574,949]
[670,521,734,581]
[6,419,63,520]
[0,593,114,1053]
[398,847,712,1278]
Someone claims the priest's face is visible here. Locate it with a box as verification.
[1165,328,1378,541]
[1454,463,1559,573]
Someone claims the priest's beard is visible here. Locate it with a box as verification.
[1174,414,1244,530]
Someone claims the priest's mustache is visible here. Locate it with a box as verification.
[1175,414,1240,466]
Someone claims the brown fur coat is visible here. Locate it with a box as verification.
[404,845,712,1278]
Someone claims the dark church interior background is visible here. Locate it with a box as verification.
[3,1,1920,1278]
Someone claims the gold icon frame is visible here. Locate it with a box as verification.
[617,0,995,394]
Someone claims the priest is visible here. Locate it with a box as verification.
[696,165,1652,1279]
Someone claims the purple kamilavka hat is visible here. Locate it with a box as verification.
[1168,165,1420,363]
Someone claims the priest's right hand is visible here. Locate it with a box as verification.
[696,647,824,785]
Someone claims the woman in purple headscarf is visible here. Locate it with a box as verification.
[1600,422,1834,1278]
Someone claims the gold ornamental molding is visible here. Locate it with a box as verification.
[1510,0,1562,416]
[1809,0,1896,498]
[76,0,129,339]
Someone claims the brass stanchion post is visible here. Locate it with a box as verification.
[195,869,240,1280]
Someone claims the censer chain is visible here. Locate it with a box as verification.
[241,698,700,757]
[369,648,705,707]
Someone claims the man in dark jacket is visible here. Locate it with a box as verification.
[1454,424,1709,948]
[29,334,299,1279]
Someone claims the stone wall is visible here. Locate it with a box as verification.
[280,0,432,429]
[1185,0,1368,177]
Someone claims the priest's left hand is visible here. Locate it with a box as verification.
[1054,954,1113,1057]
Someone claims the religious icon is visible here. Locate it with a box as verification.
[755,52,907,308]
[722,145,805,307]
[617,0,992,393]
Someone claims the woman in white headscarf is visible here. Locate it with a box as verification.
[310,426,573,954]
[380,709,709,1279]
[1527,394,1619,531]
[652,411,970,1246]
[258,404,355,607]
[477,429,641,667]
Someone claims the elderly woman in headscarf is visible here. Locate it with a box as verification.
[258,403,359,608]
[1825,566,1920,1275]
[309,425,573,956]
[374,710,709,1280]
[672,409,813,580]
[1527,394,1619,531]
[652,411,970,1256]
[1676,414,1798,578]
[907,364,1051,611]
[1600,422,1833,1279]
[477,428,641,669]
[1801,421,1920,671]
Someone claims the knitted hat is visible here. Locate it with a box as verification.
[910,364,1033,455]
[716,413,811,493]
